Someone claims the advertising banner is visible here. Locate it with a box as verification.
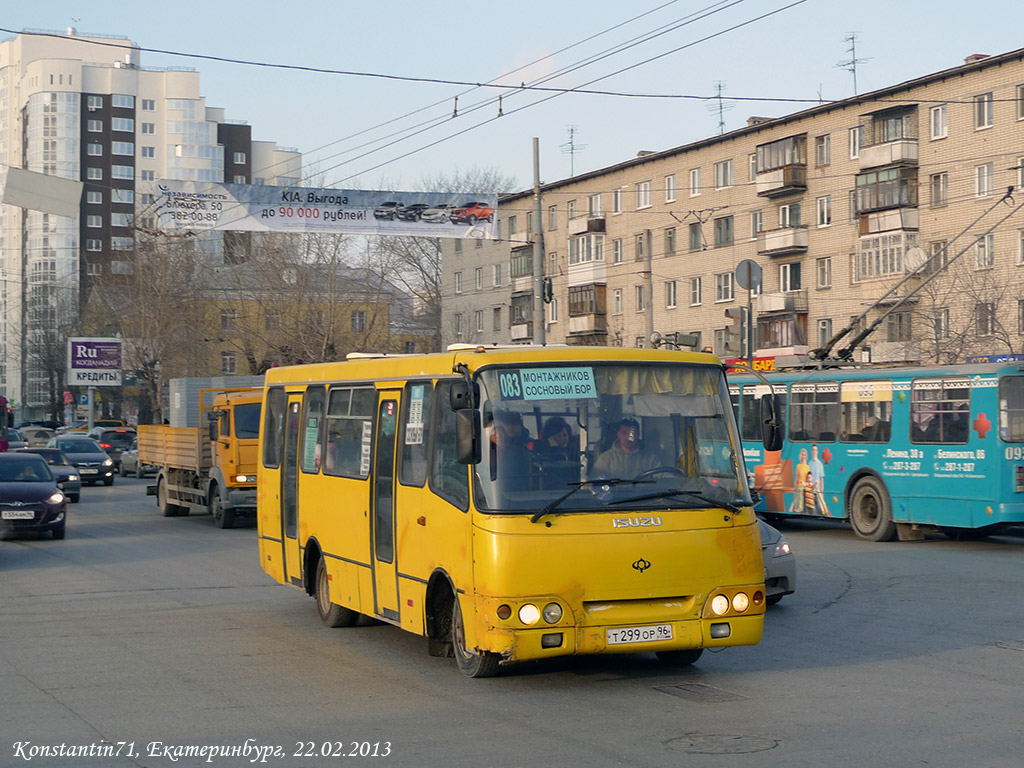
[67,337,123,386]
[148,180,499,240]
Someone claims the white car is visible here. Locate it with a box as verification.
[420,204,454,223]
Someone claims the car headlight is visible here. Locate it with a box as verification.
[773,538,792,558]
[68,474,79,481]
[102,458,113,467]
[48,491,66,504]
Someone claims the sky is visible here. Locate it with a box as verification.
[6,1,1024,194]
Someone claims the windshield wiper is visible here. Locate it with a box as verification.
[607,489,745,515]
[530,477,652,524]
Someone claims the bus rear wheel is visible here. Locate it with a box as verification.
[452,597,500,678]
[849,476,896,542]
[315,557,356,628]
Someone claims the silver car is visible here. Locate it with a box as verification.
[759,518,796,605]
[119,437,156,478]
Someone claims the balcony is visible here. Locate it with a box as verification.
[758,226,808,257]
[510,322,533,341]
[568,216,606,236]
[508,232,532,246]
[568,314,607,335]
[759,290,808,314]
[755,165,807,198]
[859,208,919,235]
[859,139,918,171]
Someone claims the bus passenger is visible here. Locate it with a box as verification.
[534,416,578,489]
[489,409,533,487]
[592,418,660,479]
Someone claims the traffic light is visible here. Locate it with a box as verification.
[724,307,748,358]
[543,277,554,304]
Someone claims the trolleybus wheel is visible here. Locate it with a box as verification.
[452,596,500,678]
[848,476,896,542]
[656,648,704,666]
[315,557,357,628]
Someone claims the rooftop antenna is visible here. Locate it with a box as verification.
[836,33,871,96]
[560,126,586,177]
[706,81,734,135]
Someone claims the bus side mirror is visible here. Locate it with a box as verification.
[761,395,784,452]
[455,410,481,465]
[450,381,479,411]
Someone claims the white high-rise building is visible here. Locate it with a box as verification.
[0,28,301,416]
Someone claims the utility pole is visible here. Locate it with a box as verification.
[643,229,654,347]
[532,137,546,345]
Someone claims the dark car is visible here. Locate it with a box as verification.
[119,437,155,478]
[0,452,67,539]
[87,427,137,470]
[373,201,403,220]
[18,448,81,503]
[46,436,115,486]
[450,201,495,224]
[759,518,796,605]
[395,203,430,222]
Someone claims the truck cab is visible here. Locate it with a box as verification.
[206,391,262,527]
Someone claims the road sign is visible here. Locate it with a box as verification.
[735,259,762,290]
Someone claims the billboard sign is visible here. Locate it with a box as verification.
[148,180,499,240]
[67,337,122,386]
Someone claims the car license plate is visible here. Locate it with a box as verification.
[606,624,674,645]
[80,468,98,474]
[2,510,35,520]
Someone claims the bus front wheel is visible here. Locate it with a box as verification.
[315,558,357,628]
[452,597,500,678]
[849,476,896,542]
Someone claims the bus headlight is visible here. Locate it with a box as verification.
[732,593,750,613]
[542,602,562,624]
[710,594,730,616]
[518,604,541,625]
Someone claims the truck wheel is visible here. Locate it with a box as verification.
[157,477,180,517]
[210,486,235,529]
[315,557,357,627]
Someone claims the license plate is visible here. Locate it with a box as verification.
[2,510,35,520]
[606,624,674,645]
[80,468,98,475]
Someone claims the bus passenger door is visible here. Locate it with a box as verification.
[372,392,401,620]
[281,395,303,587]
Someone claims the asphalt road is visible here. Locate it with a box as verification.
[2,479,1023,768]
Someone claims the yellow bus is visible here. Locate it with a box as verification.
[257,345,772,677]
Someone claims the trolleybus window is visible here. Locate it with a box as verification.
[789,382,839,442]
[910,378,970,444]
[839,380,892,443]
[999,376,1024,442]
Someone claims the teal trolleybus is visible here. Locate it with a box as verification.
[730,361,1024,541]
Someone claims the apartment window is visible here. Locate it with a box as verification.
[714,216,734,246]
[548,299,558,323]
[86,166,102,180]
[975,233,995,269]
[141,99,155,110]
[814,256,831,289]
[848,126,861,159]
[112,166,133,179]
[816,196,832,227]
[86,215,102,228]
[234,152,246,164]
[636,181,652,209]
[493,307,502,331]
[936,308,950,339]
[589,193,603,217]
[87,119,102,132]
[886,312,912,342]
[613,288,623,314]
[507,215,517,235]
[1018,301,1024,335]
[634,233,645,261]
[221,352,238,376]
[929,240,949,273]
[141,122,155,134]
[86,239,102,252]
[454,240,462,254]
[665,280,677,309]
[635,285,645,312]
[547,204,557,229]
[689,277,702,306]
[526,211,534,234]
[112,94,134,108]
[750,211,763,240]
[714,159,733,189]
[930,104,948,139]
[1018,230,1024,266]
[748,153,758,181]
[975,92,994,129]
[85,262,101,277]
[855,232,919,281]
[112,141,134,156]
[612,238,623,263]
[493,263,502,286]
[454,313,463,338]
[931,172,948,206]
[780,202,802,228]
[142,146,156,158]
[664,174,676,202]
[613,188,622,214]
[474,310,484,333]
[233,175,246,184]
[689,222,702,251]
[87,95,103,110]
[780,262,801,292]
[977,302,996,335]
[111,237,133,251]
[221,309,237,331]
[454,272,463,293]
[817,319,832,348]
[567,201,577,219]
[814,135,831,165]
[475,267,482,290]
[141,170,155,181]
[977,163,995,197]
[351,310,366,333]
[86,191,102,204]
[87,144,103,156]
[664,227,676,255]
[111,213,133,228]
[569,234,604,264]
[112,117,134,132]
[715,272,734,302]
[689,167,702,196]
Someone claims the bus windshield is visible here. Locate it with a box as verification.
[475,362,750,513]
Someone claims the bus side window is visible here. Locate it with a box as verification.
[429,381,469,510]
[324,388,372,479]
[262,387,287,468]
[400,381,432,487]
